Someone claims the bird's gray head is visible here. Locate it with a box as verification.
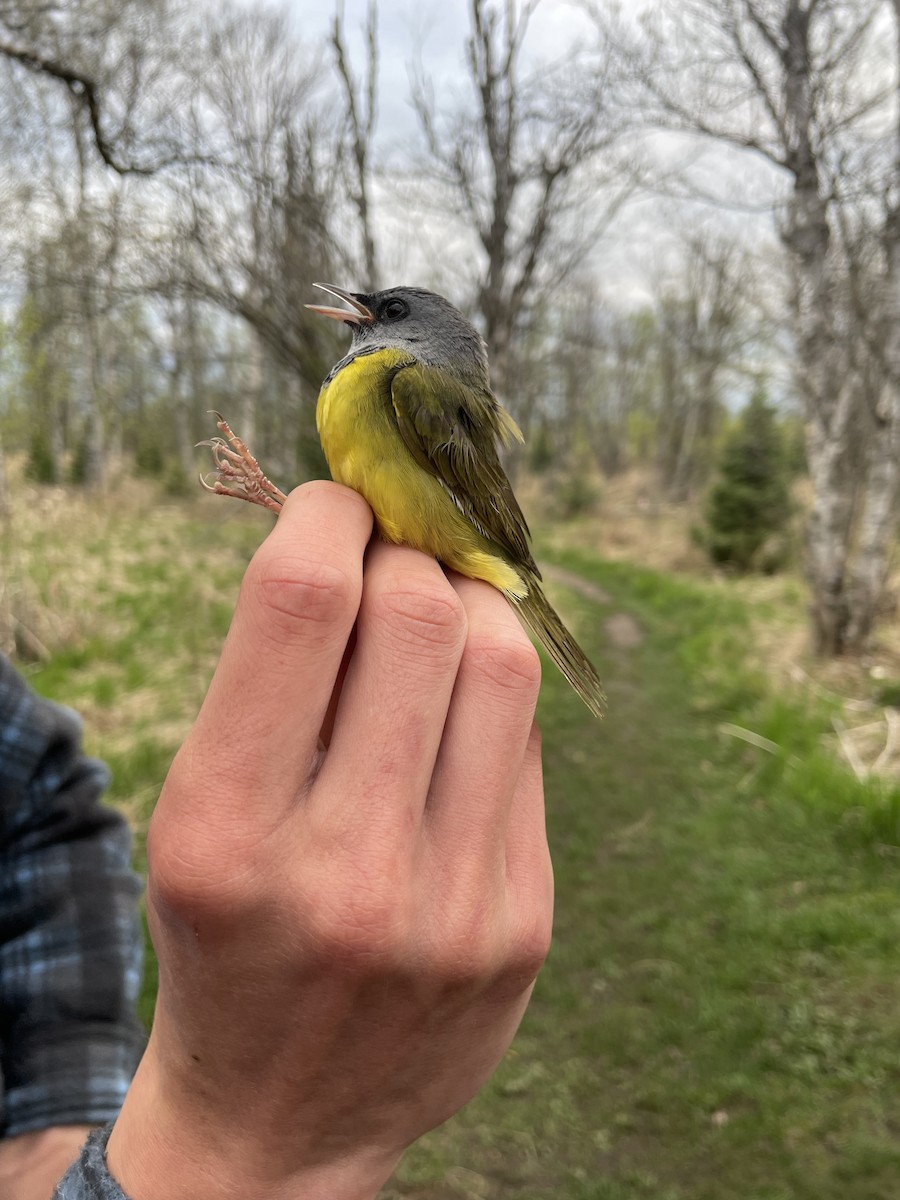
[306,284,490,382]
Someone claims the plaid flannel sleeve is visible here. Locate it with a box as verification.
[0,655,145,1139]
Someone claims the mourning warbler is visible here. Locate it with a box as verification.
[306,283,605,718]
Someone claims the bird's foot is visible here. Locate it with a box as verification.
[199,411,288,515]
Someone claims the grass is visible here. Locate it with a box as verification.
[383,554,899,1199]
[7,479,900,1198]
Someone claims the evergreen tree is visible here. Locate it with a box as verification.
[26,428,58,485]
[703,386,792,572]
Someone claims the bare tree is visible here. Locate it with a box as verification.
[540,284,656,481]
[0,0,226,486]
[0,1,359,483]
[588,307,660,478]
[653,235,759,499]
[145,5,348,462]
[0,0,198,176]
[626,0,897,653]
[411,0,631,402]
[5,123,139,487]
[331,0,380,290]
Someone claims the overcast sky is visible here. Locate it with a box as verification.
[230,0,779,301]
[279,0,599,142]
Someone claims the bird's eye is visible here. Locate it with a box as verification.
[382,298,409,320]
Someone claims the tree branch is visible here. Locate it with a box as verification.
[0,38,144,173]
[0,37,218,175]
[331,0,380,286]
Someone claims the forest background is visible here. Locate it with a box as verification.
[1,3,899,1197]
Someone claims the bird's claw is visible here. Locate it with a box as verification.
[199,412,288,515]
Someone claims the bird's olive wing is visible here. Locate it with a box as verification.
[390,363,538,573]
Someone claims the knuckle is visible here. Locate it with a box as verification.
[466,626,542,696]
[372,578,467,649]
[147,768,274,929]
[482,919,551,1002]
[247,551,358,631]
[508,911,553,982]
[147,814,255,927]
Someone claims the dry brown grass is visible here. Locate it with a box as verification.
[7,456,900,787]
[1,458,267,810]
[521,466,710,575]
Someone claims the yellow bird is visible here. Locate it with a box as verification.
[306,283,605,718]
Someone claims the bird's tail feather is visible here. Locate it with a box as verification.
[510,579,606,718]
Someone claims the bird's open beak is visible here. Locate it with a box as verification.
[305,283,374,325]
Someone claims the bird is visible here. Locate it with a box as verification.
[303,283,605,718]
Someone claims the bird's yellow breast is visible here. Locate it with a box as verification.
[316,348,523,595]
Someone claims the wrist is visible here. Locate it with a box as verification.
[0,1124,93,1200]
[106,1039,396,1200]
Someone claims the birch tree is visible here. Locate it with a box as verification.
[845,0,900,647]
[626,0,898,653]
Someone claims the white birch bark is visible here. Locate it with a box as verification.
[845,4,900,649]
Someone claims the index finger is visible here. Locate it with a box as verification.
[185,481,373,808]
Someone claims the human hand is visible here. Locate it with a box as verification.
[0,1125,93,1200]
[106,481,552,1200]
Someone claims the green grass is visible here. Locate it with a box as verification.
[16,490,900,1199]
[386,553,900,1198]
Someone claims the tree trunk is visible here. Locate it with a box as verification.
[173,299,203,477]
[81,307,106,489]
[169,348,192,481]
[845,422,900,651]
[0,437,9,520]
[670,362,715,502]
[241,329,265,450]
[784,145,856,652]
[805,404,855,653]
[796,192,856,654]
[845,43,900,651]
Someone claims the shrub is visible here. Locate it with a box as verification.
[26,427,57,483]
[554,470,600,519]
[702,386,792,572]
[527,421,555,473]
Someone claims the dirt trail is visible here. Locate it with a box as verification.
[544,564,645,649]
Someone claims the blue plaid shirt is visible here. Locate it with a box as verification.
[0,654,144,1191]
